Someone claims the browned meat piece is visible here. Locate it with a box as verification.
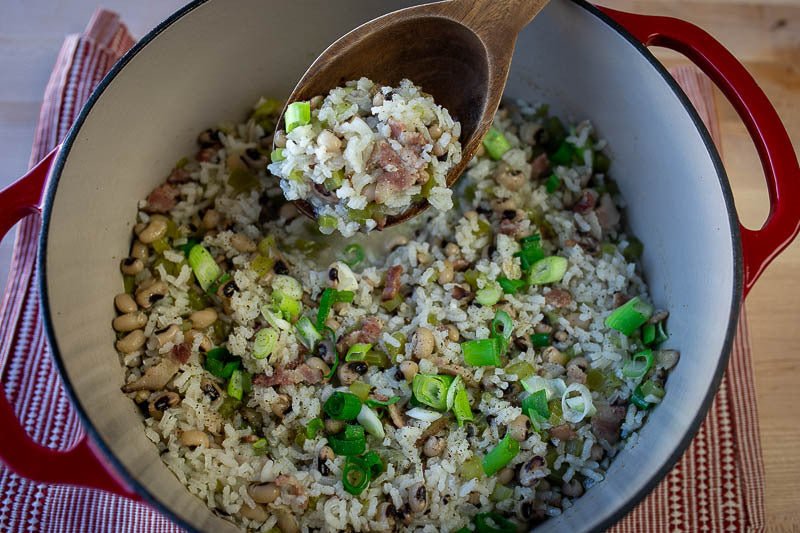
[360,316,384,344]
[548,424,577,441]
[253,363,321,388]
[613,292,630,308]
[595,193,621,231]
[388,119,405,140]
[382,265,404,301]
[531,153,550,178]
[170,342,192,364]
[545,288,572,308]
[145,183,179,214]
[573,190,598,214]
[591,403,626,444]
[196,147,217,163]
[166,167,192,184]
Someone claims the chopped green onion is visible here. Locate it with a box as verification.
[482,434,520,476]
[461,339,502,367]
[323,392,362,421]
[340,244,365,268]
[252,327,278,360]
[653,320,669,345]
[622,349,654,380]
[272,275,302,300]
[318,215,338,231]
[365,396,401,409]
[491,310,514,341]
[221,360,241,379]
[528,256,568,285]
[363,350,391,369]
[452,380,474,426]
[530,332,551,348]
[327,425,366,456]
[306,418,324,439]
[514,234,546,271]
[641,323,656,345]
[342,457,371,495]
[349,381,371,401]
[325,169,344,192]
[522,389,550,421]
[490,484,515,501]
[357,450,384,479]
[632,380,665,409]
[345,343,372,362]
[622,237,644,262]
[180,238,200,256]
[521,375,566,400]
[276,293,301,322]
[188,245,221,291]
[252,438,268,456]
[561,383,594,423]
[475,283,503,306]
[550,141,575,165]
[227,369,246,400]
[295,316,321,351]
[545,174,561,193]
[605,296,654,336]
[446,376,461,411]
[270,148,286,163]
[357,404,385,439]
[473,512,517,533]
[319,327,339,380]
[482,127,512,160]
[285,101,311,133]
[412,374,454,411]
[316,288,355,330]
[205,358,224,377]
[261,305,291,331]
[228,168,259,194]
[505,360,535,380]
[497,276,527,294]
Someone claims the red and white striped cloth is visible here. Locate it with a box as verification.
[0,10,765,532]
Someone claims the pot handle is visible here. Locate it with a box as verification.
[0,147,138,500]
[599,6,800,297]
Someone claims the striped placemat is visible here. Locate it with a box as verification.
[0,9,765,532]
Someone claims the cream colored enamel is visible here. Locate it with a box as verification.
[42,0,736,531]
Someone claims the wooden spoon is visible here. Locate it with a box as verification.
[279,0,550,228]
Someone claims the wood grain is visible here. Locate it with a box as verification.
[0,0,798,530]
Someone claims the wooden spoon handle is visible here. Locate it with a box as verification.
[441,0,550,44]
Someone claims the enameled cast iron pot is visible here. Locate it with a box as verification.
[1,1,798,531]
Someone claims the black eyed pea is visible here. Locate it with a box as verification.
[412,327,435,359]
[274,506,300,533]
[444,242,460,258]
[317,130,342,152]
[306,356,330,376]
[136,214,169,244]
[310,95,324,109]
[136,280,169,309]
[185,329,213,352]
[497,467,515,485]
[273,130,287,149]
[562,479,584,498]
[189,308,218,330]
[114,293,138,314]
[230,233,257,253]
[423,436,445,458]
[147,391,180,420]
[120,257,143,275]
[133,390,150,404]
[247,482,280,504]
[437,260,454,285]
[130,240,149,260]
[156,324,181,347]
[399,360,418,383]
[113,311,147,332]
[534,323,553,334]
[324,418,344,434]
[508,414,531,442]
[496,168,526,191]
[376,502,396,530]
[407,482,428,513]
[554,330,568,342]
[468,492,482,505]
[544,346,567,366]
[429,124,443,140]
[238,503,268,523]
[517,500,537,522]
[271,394,292,417]
[518,456,546,487]
[116,330,146,354]
[202,209,221,230]
[318,445,335,475]
[432,143,446,157]
[444,324,459,342]
[590,443,605,461]
[337,362,366,385]
[179,429,210,448]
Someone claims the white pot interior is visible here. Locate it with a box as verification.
[42,0,738,531]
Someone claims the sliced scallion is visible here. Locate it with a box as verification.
[461,338,502,367]
[323,391,362,421]
[497,276,527,294]
[475,283,503,307]
[482,434,520,476]
[345,343,372,362]
[252,327,278,360]
[482,127,512,160]
[227,369,246,401]
[295,316,321,351]
[522,389,550,421]
[357,404,385,439]
[316,288,355,330]
[412,374,454,411]
[357,450,384,479]
[561,383,594,423]
[473,512,517,533]
[491,310,514,342]
[328,425,367,456]
[285,101,311,133]
[452,381,474,426]
[545,174,561,194]
[530,332,550,348]
[342,456,370,495]
[187,244,221,291]
[340,244,365,268]
[365,396,400,409]
[622,349,654,380]
[261,305,291,331]
[405,407,443,422]
[528,256,568,285]
[306,417,324,439]
[605,296,654,336]
[252,438,268,456]
[349,380,371,402]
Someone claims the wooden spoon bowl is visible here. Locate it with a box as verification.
[281,0,550,228]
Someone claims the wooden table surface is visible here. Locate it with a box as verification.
[1,0,798,530]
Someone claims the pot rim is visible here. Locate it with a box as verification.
[36,1,744,531]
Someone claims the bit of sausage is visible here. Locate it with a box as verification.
[548,424,578,442]
[591,403,626,444]
[166,167,192,184]
[337,317,384,353]
[415,415,450,447]
[388,403,405,428]
[382,265,404,301]
[170,342,192,364]
[573,189,598,214]
[545,288,573,308]
[530,153,550,178]
[595,193,621,231]
[252,363,322,388]
[613,292,631,308]
[144,183,179,214]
